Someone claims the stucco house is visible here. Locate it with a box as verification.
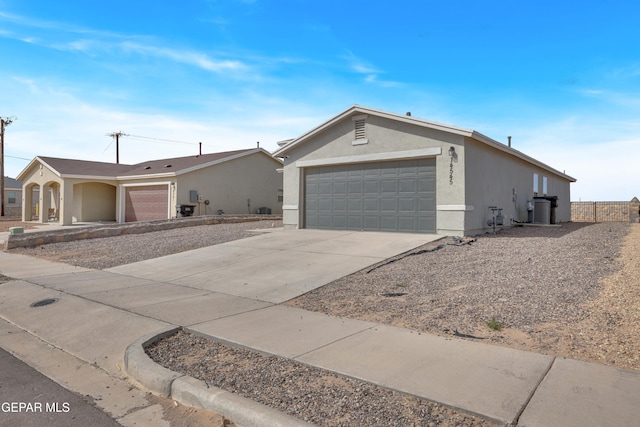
[2,176,27,218]
[274,105,575,236]
[17,148,283,225]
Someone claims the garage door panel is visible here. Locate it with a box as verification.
[381,180,397,193]
[348,216,362,229]
[332,199,346,212]
[332,215,347,228]
[125,185,168,222]
[364,198,379,211]
[318,182,332,195]
[418,197,436,212]
[363,216,379,229]
[399,198,416,212]
[305,159,436,233]
[418,177,436,191]
[419,216,436,231]
[398,217,417,232]
[363,181,379,195]
[348,181,363,194]
[380,216,398,231]
[347,198,362,211]
[333,182,347,195]
[399,179,417,193]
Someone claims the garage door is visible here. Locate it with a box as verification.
[124,185,169,222]
[304,158,436,233]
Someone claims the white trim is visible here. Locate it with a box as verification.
[282,205,298,210]
[296,148,442,168]
[351,139,369,146]
[121,181,172,188]
[437,205,474,211]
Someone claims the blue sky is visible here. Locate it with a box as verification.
[1,1,639,201]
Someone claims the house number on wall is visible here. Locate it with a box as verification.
[449,157,454,185]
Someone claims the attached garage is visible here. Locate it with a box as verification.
[124,185,169,222]
[275,105,576,236]
[304,159,436,232]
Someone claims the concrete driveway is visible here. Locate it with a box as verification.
[105,229,442,304]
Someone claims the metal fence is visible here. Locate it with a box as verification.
[571,198,640,223]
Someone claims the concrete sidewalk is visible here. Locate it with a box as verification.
[1,230,639,426]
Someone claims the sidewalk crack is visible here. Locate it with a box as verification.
[511,356,556,426]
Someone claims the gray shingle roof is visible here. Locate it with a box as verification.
[38,148,257,178]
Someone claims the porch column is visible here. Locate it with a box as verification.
[60,181,74,225]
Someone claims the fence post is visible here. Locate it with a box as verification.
[630,197,640,223]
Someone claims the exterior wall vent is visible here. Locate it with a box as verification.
[352,114,368,146]
[355,119,365,139]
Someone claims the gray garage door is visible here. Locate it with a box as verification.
[304,158,436,233]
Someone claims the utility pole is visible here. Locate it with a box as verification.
[1,117,15,217]
[108,131,127,164]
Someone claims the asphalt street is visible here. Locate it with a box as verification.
[0,347,120,427]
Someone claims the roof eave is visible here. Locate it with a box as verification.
[273,105,473,157]
[470,131,577,182]
[173,148,281,176]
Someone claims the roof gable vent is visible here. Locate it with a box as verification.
[352,114,368,146]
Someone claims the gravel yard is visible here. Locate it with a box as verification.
[288,221,639,370]
[9,219,282,269]
[7,220,639,426]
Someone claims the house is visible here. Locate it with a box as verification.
[2,176,28,218]
[17,148,283,225]
[273,105,576,236]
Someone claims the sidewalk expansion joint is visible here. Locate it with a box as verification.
[510,356,556,426]
[292,324,377,360]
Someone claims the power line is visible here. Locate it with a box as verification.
[6,154,31,161]
[125,134,198,146]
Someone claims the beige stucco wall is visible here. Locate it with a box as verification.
[73,182,117,222]
[175,151,283,217]
[463,138,571,234]
[281,113,466,233]
[20,162,64,223]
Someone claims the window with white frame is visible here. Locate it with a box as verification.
[533,173,539,194]
[7,191,16,204]
[543,176,548,195]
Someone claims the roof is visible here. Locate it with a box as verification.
[3,176,23,189]
[18,148,281,181]
[273,105,576,182]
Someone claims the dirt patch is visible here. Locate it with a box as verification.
[288,222,640,371]
[147,331,496,427]
[146,393,234,427]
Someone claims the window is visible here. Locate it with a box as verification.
[7,191,16,204]
[277,189,283,202]
[352,114,368,145]
[533,173,539,194]
[543,176,548,195]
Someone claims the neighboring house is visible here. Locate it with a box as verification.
[17,148,283,225]
[3,176,27,218]
[273,105,576,236]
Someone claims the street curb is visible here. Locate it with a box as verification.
[124,326,184,398]
[124,328,315,427]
